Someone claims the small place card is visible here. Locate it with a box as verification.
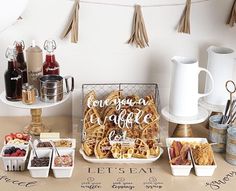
[40,132,60,139]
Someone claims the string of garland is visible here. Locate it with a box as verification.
[61,0,210,46]
[79,0,209,7]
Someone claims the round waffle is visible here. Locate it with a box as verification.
[133,138,150,158]
[83,107,101,130]
[83,90,97,115]
[111,143,134,159]
[94,137,112,159]
[145,139,160,156]
[141,121,159,140]
[82,137,96,156]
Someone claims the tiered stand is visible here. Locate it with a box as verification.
[0,91,71,135]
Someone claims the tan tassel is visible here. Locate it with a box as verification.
[128,4,149,48]
[227,0,236,27]
[61,0,80,43]
[178,0,191,34]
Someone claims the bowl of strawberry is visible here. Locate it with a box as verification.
[0,145,29,171]
[5,133,31,145]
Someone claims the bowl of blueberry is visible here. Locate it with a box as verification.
[0,145,29,171]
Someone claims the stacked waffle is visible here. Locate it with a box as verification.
[82,90,160,159]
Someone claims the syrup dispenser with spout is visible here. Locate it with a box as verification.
[26,40,43,94]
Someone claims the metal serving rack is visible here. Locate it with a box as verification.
[81,83,161,141]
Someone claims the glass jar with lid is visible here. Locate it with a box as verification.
[22,83,37,105]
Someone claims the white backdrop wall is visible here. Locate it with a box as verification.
[0,0,236,118]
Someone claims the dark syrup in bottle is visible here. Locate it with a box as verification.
[15,41,27,83]
[4,47,23,101]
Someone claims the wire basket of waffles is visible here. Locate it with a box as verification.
[80,83,163,163]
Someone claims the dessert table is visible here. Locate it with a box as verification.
[0,116,235,191]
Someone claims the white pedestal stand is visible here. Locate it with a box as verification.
[161,106,210,137]
[0,91,71,135]
[199,98,225,113]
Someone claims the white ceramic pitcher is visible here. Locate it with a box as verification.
[169,56,214,117]
[204,46,235,106]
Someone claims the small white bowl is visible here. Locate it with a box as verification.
[33,139,53,149]
[191,149,217,176]
[167,148,193,176]
[36,138,76,149]
[51,149,75,178]
[0,145,29,171]
[27,149,52,178]
[166,137,209,147]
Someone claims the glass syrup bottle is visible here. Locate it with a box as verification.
[43,40,60,75]
[4,47,23,101]
[14,41,28,83]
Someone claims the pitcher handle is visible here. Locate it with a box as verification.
[198,67,214,98]
[64,76,74,94]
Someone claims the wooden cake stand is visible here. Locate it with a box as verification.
[0,91,71,136]
[161,106,210,137]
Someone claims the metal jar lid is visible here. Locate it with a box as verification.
[22,83,35,91]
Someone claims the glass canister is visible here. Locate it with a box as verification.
[226,126,236,165]
[209,115,228,152]
[22,83,37,105]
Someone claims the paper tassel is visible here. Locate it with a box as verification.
[177,0,191,34]
[128,4,149,48]
[61,0,80,43]
[227,0,236,27]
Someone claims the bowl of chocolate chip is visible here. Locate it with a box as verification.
[27,149,52,178]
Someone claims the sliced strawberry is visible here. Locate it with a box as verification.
[19,153,25,157]
[15,133,23,140]
[5,135,13,143]
[10,133,16,139]
[25,136,30,141]
[22,133,30,141]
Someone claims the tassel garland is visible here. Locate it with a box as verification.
[177,0,191,34]
[61,0,80,43]
[127,5,149,48]
[227,0,236,27]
